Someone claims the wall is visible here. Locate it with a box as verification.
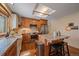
[48,12,79,48]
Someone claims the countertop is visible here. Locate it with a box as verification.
[0,35,22,56]
[38,34,70,44]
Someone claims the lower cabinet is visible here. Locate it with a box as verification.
[4,40,17,56]
[22,42,36,51]
[21,34,36,51]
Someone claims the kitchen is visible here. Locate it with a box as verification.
[0,3,79,56]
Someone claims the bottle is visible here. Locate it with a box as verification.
[58,31,61,36]
[5,32,9,37]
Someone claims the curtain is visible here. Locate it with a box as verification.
[0,16,7,32]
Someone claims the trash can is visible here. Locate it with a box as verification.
[36,42,44,56]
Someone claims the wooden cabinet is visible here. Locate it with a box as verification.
[22,34,31,43]
[3,40,17,56]
[21,17,48,33]
[21,34,31,51]
[21,34,36,51]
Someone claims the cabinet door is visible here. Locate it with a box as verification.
[40,24,48,34]
[22,34,31,43]
[22,42,36,51]
[7,46,17,56]
[4,40,17,56]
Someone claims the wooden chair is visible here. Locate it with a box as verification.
[49,40,70,56]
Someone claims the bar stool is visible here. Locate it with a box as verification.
[49,41,70,56]
[63,42,70,56]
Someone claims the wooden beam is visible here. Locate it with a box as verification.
[0,12,5,16]
[0,3,12,15]
[0,3,12,16]
[0,5,9,16]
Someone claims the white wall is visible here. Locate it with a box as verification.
[48,12,79,48]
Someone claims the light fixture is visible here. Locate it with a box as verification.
[65,26,71,31]
[65,22,78,31]
[19,28,32,34]
[33,4,56,18]
[10,3,14,5]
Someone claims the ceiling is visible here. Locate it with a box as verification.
[7,3,79,20]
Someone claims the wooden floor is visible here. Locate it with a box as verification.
[68,46,79,56]
[20,42,79,56]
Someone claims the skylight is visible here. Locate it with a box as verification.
[33,4,56,18]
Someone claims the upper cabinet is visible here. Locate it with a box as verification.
[21,17,48,34]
